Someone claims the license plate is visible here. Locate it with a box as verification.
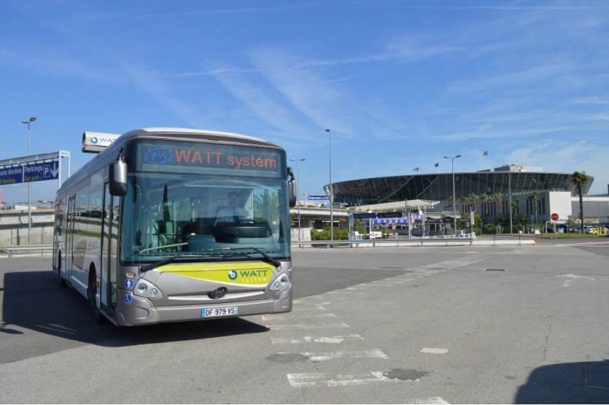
[202,306,239,318]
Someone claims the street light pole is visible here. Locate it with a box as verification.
[508,164,521,234]
[508,169,513,234]
[21,116,37,245]
[326,129,333,245]
[290,158,305,246]
[444,154,461,237]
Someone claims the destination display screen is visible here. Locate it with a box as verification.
[135,140,285,178]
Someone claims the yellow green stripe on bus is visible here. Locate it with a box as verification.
[160,262,275,285]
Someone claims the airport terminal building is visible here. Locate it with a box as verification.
[325,165,609,225]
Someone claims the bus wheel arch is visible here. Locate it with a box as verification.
[88,264,104,323]
[57,251,66,288]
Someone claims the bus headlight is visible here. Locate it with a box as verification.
[134,279,163,298]
[270,273,290,291]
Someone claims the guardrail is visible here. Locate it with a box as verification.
[6,244,54,257]
[292,237,476,248]
[292,234,534,248]
[0,235,532,257]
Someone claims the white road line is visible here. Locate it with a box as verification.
[293,300,332,305]
[287,371,400,387]
[556,273,595,287]
[411,397,450,404]
[419,255,489,270]
[291,305,328,312]
[365,283,400,287]
[292,348,389,362]
[421,347,449,354]
[261,313,336,322]
[265,322,350,330]
[271,334,365,344]
[413,270,444,274]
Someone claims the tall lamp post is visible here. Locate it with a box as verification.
[326,129,333,245]
[444,154,461,236]
[289,158,306,245]
[21,116,37,245]
[508,164,522,235]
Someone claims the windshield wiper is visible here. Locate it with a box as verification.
[139,255,179,273]
[138,248,280,272]
[224,247,281,267]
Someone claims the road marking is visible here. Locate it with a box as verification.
[293,300,332,306]
[292,305,328,312]
[419,255,489,270]
[287,370,437,388]
[292,302,329,312]
[271,334,365,344]
[262,313,336,321]
[414,269,444,274]
[365,282,401,287]
[293,348,389,362]
[411,397,450,404]
[265,322,350,330]
[287,371,400,387]
[421,347,449,354]
[556,273,595,287]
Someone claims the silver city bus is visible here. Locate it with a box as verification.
[53,128,296,326]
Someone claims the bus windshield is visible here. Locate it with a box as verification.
[121,141,290,264]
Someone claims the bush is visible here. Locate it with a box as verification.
[311,227,349,240]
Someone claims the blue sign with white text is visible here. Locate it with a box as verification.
[24,161,59,183]
[0,166,24,185]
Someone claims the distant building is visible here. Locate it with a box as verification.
[326,165,607,224]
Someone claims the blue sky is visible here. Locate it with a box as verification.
[1,0,608,205]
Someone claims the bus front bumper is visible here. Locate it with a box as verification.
[114,290,292,326]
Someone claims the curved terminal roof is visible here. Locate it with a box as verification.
[325,165,592,207]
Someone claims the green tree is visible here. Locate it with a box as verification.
[491,193,503,217]
[479,193,490,219]
[571,171,591,234]
[464,193,479,214]
[529,192,540,228]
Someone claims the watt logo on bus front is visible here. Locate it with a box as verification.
[144,147,173,165]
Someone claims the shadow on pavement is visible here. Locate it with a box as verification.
[1,269,269,349]
[515,360,609,403]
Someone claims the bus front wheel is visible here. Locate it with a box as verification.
[88,265,104,324]
[57,252,66,288]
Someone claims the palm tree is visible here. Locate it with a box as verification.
[466,193,479,213]
[571,171,591,233]
[461,194,471,213]
[479,193,490,218]
[530,192,540,230]
[492,192,503,217]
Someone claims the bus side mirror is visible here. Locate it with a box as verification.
[287,167,297,207]
[109,157,127,196]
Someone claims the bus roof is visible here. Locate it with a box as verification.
[60,127,284,196]
[140,127,269,144]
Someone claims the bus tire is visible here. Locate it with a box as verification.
[57,252,66,288]
[88,265,104,324]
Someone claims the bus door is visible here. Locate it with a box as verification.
[65,195,76,278]
[101,183,118,312]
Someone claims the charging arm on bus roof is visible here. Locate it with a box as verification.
[287,167,296,208]
[109,150,128,196]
